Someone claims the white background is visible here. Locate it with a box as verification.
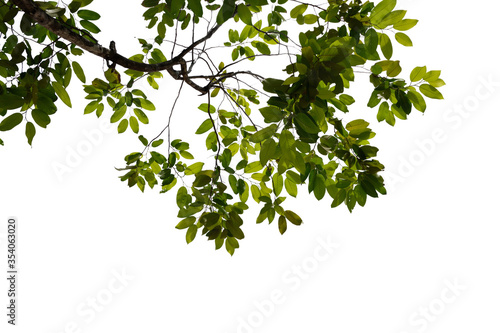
[1,0,500,332]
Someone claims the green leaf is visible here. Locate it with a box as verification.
[313,174,326,200]
[259,106,283,123]
[110,106,127,123]
[410,66,427,82]
[260,138,276,166]
[179,151,193,159]
[378,10,406,29]
[365,28,378,53]
[394,19,418,31]
[346,119,369,132]
[52,81,72,107]
[395,32,413,47]
[129,116,139,133]
[237,3,252,25]
[134,108,149,124]
[25,121,35,145]
[254,41,270,55]
[31,109,51,128]
[419,84,444,99]
[284,178,297,197]
[195,118,213,134]
[188,0,203,16]
[0,94,25,110]
[77,9,100,20]
[290,4,307,18]
[80,20,100,33]
[176,216,196,229]
[117,118,128,133]
[423,70,441,82]
[186,225,197,244]
[72,61,86,83]
[216,0,236,24]
[387,60,402,77]
[138,135,148,146]
[152,139,163,147]
[244,161,263,173]
[0,113,23,131]
[278,215,287,235]
[249,124,277,143]
[370,0,396,25]
[272,173,283,196]
[185,162,203,175]
[379,33,392,59]
[140,99,156,111]
[284,210,302,226]
[295,113,320,134]
[198,103,216,113]
[407,90,427,112]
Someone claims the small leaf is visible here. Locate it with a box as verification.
[394,19,418,31]
[278,215,287,235]
[249,124,277,143]
[25,121,36,145]
[0,113,23,131]
[77,9,100,20]
[379,33,392,59]
[176,217,196,229]
[117,118,128,133]
[134,108,149,124]
[284,178,297,197]
[186,225,197,243]
[237,3,252,25]
[284,210,302,226]
[72,61,86,83]
[419,84,444,99]
[407,90,427,112]
[295,113,319,134]
[52,81,72,107]
[0,94,24,110]
[129,116,139,133]
[395,32,413,46]
[31,109,51,128]
[410,66,427,82]
[80,20,100,33]
[195,118,213,134]
[370,0,397,25]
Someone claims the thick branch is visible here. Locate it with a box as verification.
[11,0,181,73]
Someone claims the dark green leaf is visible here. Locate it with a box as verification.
[284,210,302,226]
[25,121,35,145]
[237,4,252,25]
[278,215,287,234]
[31,109,51,128]
[77,9,101,20]
[80,20,100,33]
[0,113,23,131]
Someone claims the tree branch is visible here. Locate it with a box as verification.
[10,0,217,94]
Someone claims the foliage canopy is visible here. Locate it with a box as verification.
[0,0,444,254]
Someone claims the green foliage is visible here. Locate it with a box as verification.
[0,0,445,255]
